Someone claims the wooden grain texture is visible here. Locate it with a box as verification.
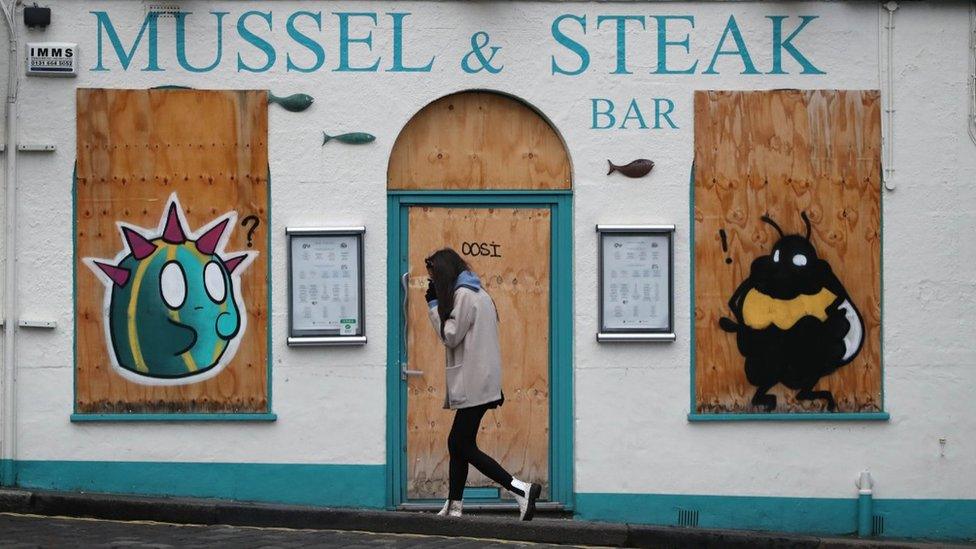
[75,88,269,413]
[388,92,571,190]
[693,90,882,413]
[406,207,550,499]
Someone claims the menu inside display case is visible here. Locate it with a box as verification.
[287,228,366,345]
[597,226,674,341]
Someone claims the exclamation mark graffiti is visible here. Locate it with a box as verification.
[719,229,732,264]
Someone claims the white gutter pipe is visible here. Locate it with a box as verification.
[882,1,898,191]
[968,1,976,147]
[0,0,17,487]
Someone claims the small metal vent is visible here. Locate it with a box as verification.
[144,3,182,18]
[676,508,699,527]
[872,514,885,536]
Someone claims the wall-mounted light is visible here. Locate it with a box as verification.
[24,4,51,30]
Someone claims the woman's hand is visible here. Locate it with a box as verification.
[425,278,437,303]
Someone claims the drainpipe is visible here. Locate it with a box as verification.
[968,0,976,147]
[881,1,898,191]
[0,0,17,487]
[856,471,874,537]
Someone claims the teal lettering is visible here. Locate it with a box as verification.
[620,99,648,129]
[703,15,759,75]
[237,11,275,73]
[654,98,678,129]
[591,98,616,129]
[651,15,698,74]
[767,16,825,74]
[286,11,323,73]
[551,14,589,76]
[334,12,380,72]
[596,15,645,75]
[91,11,161,71]
[175,11,227,73]
[388,12,434,72]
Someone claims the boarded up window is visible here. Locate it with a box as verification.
[388,91,571,190]
[75,88,269,414]
[693,90,882,414]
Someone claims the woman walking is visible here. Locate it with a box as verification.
[424,248,542,521]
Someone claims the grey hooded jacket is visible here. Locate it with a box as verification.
[427,271,503,409]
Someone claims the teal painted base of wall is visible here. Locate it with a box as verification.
[4,460,974,540]
[0,458,13,486]
[576,492,976,541]
[6,459,385,509]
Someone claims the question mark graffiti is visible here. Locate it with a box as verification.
[241,215,260,248]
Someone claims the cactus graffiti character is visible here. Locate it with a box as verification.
[84,194,256,384]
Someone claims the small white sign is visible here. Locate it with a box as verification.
[26,42,77,77]
[289,232,362,335]
[601,233,670,331]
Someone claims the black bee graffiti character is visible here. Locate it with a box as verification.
[719,213,864,412]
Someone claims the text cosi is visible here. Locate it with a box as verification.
[461,242,502,258]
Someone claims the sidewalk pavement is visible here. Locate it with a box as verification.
[0,513,575,548]
[0,488,970,549]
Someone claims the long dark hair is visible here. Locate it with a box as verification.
[425,248,469,339]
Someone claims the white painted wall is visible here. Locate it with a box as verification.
[6,0,974,502]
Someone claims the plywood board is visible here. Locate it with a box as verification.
[75,88,269,414]
[693,90,882,413]
[388,92,571,190]
[406,206,550,499]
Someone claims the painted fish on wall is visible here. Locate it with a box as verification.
[84,194,256,385]
[607,159,654,178]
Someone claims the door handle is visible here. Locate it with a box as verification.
[400,272,424,380]
[401,362,424,380]
[401,271,409,354]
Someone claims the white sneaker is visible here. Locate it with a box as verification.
[436,499,463,517]
[510,478,541,521]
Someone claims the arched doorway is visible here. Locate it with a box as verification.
[386,91,574,509]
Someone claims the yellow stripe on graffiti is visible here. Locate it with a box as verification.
[126,246,164,374]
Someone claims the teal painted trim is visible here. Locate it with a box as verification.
[0,459,12,486]
[387,189,573,196]
[688,164,696,415]
[70,413,277,422]
[463,487,500,499]
[878,163,886,411]
[871,498,976,539]
[386,192,574,510]
[384,195,406,509]
[393,192,570,205]
[576,492,976,540]
[12,460,384,509]
[550,193,575,509]
[857,493,872,537]
[688,412,889,422]
[266,165,274,414]
[72,162,79,416]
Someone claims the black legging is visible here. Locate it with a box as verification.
[447,403,519,500]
